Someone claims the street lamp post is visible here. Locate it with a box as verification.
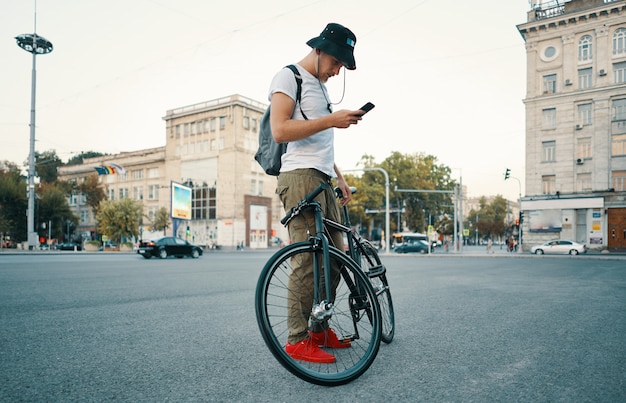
[15,33,53,249]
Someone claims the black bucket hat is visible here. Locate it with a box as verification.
[306,23,357,70]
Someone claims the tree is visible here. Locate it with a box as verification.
[0,161,27,242]
[350,152,456,235]
[467,195,509,242]
[35,150,63,183]
[152,207,170,235]
[78,174,107,214]
[96,198,143,244]
[37,182,78,241]
[66,151,108,166]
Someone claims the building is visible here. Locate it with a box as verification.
[517,0,626,251]
[58,94,288,249]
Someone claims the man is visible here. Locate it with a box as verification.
[268,23,366,363]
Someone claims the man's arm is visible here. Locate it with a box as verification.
[269,92,363,143]
[334,163,351,206]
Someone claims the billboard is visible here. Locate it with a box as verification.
[171,181,192,220]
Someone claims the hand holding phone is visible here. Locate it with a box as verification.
[355,102,375,117]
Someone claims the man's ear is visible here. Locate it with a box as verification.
[315,48,321,55]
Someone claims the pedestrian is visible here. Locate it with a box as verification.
[487,238,493,254]
[268,22,366,364]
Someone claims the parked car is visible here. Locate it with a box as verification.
[530,240,587,255]
[59,242,82,251]
[394,239,432,254]
[137,236,203,259]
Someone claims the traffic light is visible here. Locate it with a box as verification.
[519,211,524,224]
[504,168,511,180]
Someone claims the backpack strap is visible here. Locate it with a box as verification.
[285,64,308,120]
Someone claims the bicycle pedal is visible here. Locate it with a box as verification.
[367,264,386,278]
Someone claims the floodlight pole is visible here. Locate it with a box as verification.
[15,32,54,249]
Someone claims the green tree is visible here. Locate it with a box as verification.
[152,207,170,235]
[349,152,455,235]
[78,174,107,214]
[96,198,143,244]
[35,150,63,183]
[66,151,108,166]
[467,195,509,242]
[0,161,27,242]
[37,182,78,241]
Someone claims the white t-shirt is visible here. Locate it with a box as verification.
[268,64,335,177]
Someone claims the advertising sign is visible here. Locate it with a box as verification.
[171,181,192,220]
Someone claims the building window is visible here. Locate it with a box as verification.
[203,120,209,133]
[219,116,226,130]
[613,98,626,121]
[192,184,217,220]
[196,121,202,134]
[107,188,115,200]
[577,103,593,126]
[148,184,159,200]
[175,124,181,138]
[576,173,592,193]
[119,188,129,199]
[612,133,626,156]
[132,169,143,180]
[243,116,250,130]
[210,118,217,131]
[147,206,158,223]
[542,108,556,129]
[612,171,626,192]
[543,74,557,94]
[614,62,626,84]
[542,175,556,194]
[118,173,127,182]
[190,122,196,135]
[542,141,556,162]
[613,28,626,56]
[252,118,257,131]
[133,186,143,200]
[578,68,592,89]
[184,123,190,136]
[80,209,89,225]
[577,137,592,160]
[148,168,159,178]
[578,35,593,62]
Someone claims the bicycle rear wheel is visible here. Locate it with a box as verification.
[357,240,395,344]
[255,242,382,386]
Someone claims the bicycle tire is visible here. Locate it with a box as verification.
[356,240,395,344]
[255,242,382,386]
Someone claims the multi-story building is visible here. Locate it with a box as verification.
[58,94,288,249]
[517,0,626,251]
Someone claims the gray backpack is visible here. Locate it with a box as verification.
[254,65,308,176]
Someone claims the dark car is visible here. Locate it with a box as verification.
[137,236,203,259]
[394,239,432,254]
[59,242,82,251]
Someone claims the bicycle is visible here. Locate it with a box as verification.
[255,182,389,386]
[331,186,394,344]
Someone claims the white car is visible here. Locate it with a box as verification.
[530,240,587,255]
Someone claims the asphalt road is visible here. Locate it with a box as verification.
[0,250,624,402]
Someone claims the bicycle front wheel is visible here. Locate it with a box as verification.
[255,242,382,386]
[358,240,395,344]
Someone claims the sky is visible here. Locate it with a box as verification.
[1,0,532,202]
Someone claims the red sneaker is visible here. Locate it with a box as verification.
[285,338,336,363]
[310,328,352,349]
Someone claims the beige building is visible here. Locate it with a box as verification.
[517,0,626,251]
[58,94,288,248]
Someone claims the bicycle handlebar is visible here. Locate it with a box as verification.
[280,183,327,225]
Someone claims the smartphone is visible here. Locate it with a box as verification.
[356,102,375,117]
